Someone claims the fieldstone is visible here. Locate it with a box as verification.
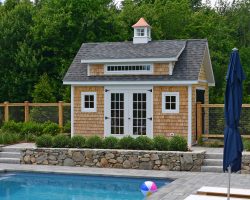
[24,155,30,163]
[114,163,123,168]
[63,158,74,166]
[72,152,84,162]
[37,155,47,164]
[117,157,123,163]
[100,158,108,167]
[109,159,117,164]
[85,151,93,159]
[42,160,49,165]
[140,157,150,162]
[159,165,169,171]
[155,160,161,165]
[150,154,159,161]
[105,153,115,159]
[139,162,153,170]
[48,155,57,161]
[180,154,194,171]
[123,160,131,168]
[30,157,36,163]
[144,154,150,158]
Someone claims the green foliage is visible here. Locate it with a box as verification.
[134,136,153,150]
[153,136,169,151]
[243,139,250,151]
[52,134,71,148]
[32,74,56,103]
[36,134,53,147]
[103,136,119,149]
[169,136,188,151]
[118,136,135,150]
[0,133,20,144]
[70,135,86,148]
[21,122,43,137]
[85,135,103,148]
[1,121,23,133]
[197,136,204,146]
[63,121,71,133]
[42,122,60,135]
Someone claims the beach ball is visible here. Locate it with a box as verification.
[140,181,157,197]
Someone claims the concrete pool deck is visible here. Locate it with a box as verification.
[0,163,249,200]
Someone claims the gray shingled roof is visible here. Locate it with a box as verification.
[63,39,207,82]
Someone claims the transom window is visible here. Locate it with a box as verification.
[105,64,152,75]
[162,92,180,113]
[135,28,145,37]
[81,92,97,112]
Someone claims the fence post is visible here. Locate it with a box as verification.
[4,101,9,122]
[196,102,202,139]
[24,101,30,122]
[58,101,63,130]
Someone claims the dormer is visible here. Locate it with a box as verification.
[132,18,151,44]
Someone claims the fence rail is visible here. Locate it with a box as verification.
[0,101,71,128]
[197,103,250,139]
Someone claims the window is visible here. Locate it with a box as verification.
[81,92,97,112]
[105,64,152,75]
[135,28,145,37]
[162,92,179,113]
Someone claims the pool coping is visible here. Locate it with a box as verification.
[0,164,250,200]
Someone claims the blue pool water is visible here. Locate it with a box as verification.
[0,172,171,200]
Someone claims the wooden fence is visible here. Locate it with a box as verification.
[196,103,250,139]
[0,101,70,128]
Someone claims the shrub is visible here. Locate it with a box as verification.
[243,139,250,151]
[134,136,153,150]
[85,135,103,148]
[70,135,86,148]
[103,136,119,149]
[63,121,71,133]
[53,134,71,148]
[1,121,22,133]
[118,136,135,149]
[169,135,188,151]
[153,136,169,151]
[21,122,43,137]
[25,134,37,142]
[42,122,60,135]
[36,134,53,147]
[0,133,20,144]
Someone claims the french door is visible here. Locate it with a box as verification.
[104,87,153,138]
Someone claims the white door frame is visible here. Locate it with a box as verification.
[104,86,153,138]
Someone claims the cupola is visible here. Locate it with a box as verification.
[132,18,151,44]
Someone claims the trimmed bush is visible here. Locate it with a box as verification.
[118,136,135,150]
[53,134,71,148]
[21,122,43,137]
[36,134,53,147]
[0,133,20,144]
[1,121,22,133]
[70,135,86,148]
[63,121,71,133]
[243,139,250,151]
[169,136,188,151]
[134,136,153,150]
[42,122,60,135]
[86,135,103,148]
[103,136,119,149]
[153,136,169,151]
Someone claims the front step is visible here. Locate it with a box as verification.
[1,148,22,153]
[0,158,20,164]
[203,159,223,166]
[0,152,21,159]
[205,153,223,159]
[201,166,223,173]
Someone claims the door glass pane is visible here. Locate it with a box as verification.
[111,93,124,135]
[133,93,147,135]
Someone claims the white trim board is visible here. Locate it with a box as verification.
[63,80,199,86]
[187,85,192,148]
[71,86,74,137]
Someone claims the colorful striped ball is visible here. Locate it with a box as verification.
[140,181,158,197]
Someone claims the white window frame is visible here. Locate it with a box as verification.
[135,28,145,37]
[81,92,97,112]
[104,64,153,75]
[162,92,180,113]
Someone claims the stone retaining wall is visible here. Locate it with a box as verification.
[21,148,205,172]
[242,153,250,174]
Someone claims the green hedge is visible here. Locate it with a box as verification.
[35,135,188,151]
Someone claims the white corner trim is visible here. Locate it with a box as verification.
[71,86,74,138]
[169,62,174,75]
[63,80,199,86]
[81,92,97,112]
[188,85,192,148]
[87,64,90,76]
[162,92,180,113]
[81,57,178,64]
[206,43,215,84]
[208,83,215,86]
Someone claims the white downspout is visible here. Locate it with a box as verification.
[71,85,74,138]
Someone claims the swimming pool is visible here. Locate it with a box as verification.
[0,172,171,200]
